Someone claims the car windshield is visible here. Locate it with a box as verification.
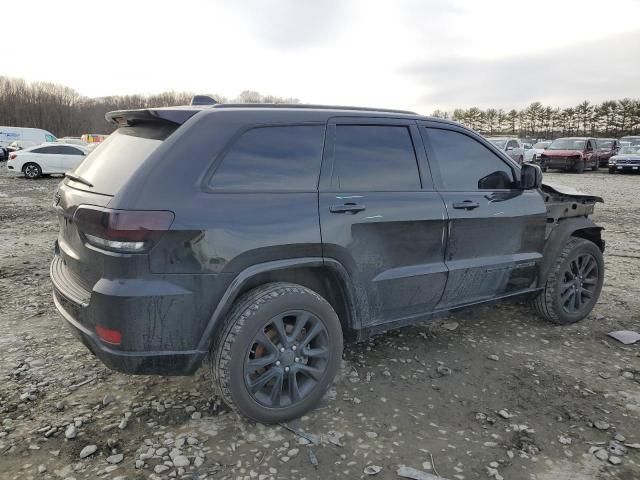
[488,139,507,148]
[533,142,550,149]
[619,146,640,155]
[597,140,613,149]
[620,137,640,146]
[548,139,585,150]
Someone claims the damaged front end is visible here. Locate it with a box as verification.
[541,182,604,248]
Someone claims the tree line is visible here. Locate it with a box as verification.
[2,76,639,140]
[432,99,640,139]
[0,76,299,137]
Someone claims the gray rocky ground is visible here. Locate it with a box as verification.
[0,165,639,480]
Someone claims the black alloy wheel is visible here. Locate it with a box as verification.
[558,252,599,315]
[244,310,330,408]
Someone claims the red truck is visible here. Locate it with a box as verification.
[540,137,599,173]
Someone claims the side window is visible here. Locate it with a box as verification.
[332,125,420,191]
[425,128,516,191]
[45,134,56,142]
[586,140,593,151]
[35,146,60,154]
[58,146,84,155]
[209,125,324,191]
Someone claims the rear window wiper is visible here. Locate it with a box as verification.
[65,173,94,188]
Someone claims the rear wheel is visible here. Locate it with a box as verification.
[23,163,42,179]
[533,237,604,324]
[210,282,343,423]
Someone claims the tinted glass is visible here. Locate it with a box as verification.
[31,147,61,155]
[332,125,420,191]
[72,125,174,195]
[58,146,84,155]
[426,128,516,191]
[210,126,324,191]
[31,147,52,154]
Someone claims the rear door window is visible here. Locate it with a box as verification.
[208,125,325,191]
[71,125,175,195]
[331,125,420,191]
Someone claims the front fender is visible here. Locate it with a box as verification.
[539,217,604,284]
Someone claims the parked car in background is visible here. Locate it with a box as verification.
[81,133,108,145]
[608,145,640,174]
[58,136,86,146]
[50,102,605,423]
[0,126,57,150]
[487,137,525,163]
[596,139,620,167]
[619,136,640,147]
[540,137,598,173]
[7,143,87,179]
[525,141,551,163]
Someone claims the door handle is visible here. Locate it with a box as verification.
[452,200,480,210]
[330,203,366,214]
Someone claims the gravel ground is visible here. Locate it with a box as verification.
[0,164,639,480]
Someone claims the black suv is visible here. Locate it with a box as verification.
[51,104,605,423]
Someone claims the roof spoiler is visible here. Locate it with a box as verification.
[105,108,200,127]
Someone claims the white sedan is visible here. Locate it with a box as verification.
[7,143,88,179]
[525,141,551,163]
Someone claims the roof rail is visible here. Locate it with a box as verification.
[212,103,417,115]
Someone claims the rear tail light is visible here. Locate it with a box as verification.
[9,153,16,160]
[73,206,174,253]
[95,325,122,345]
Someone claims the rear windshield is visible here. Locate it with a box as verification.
[69,125,174,194]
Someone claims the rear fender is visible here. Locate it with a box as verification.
[195,257,359,355]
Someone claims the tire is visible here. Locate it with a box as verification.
[575,160,585,174]
[23,163,42,179]
[591,161,598,171]
[533,237,604,325]
[608,168,615,174]
[210,282,343,423]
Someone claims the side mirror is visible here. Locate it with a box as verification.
[521,163,542,189]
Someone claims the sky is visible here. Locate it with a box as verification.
[5,0,640,114]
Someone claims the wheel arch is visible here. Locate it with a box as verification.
[196,257,359,355]
[539,217,604,284]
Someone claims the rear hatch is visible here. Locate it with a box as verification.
[54,108,199,300]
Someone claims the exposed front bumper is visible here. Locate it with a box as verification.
[543,157,579,169]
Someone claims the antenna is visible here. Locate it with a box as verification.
[191,95,218,106]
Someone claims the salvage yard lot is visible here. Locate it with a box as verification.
[0,165,639,480]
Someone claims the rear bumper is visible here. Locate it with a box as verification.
[53,290,204,374]
[49,253,224,375]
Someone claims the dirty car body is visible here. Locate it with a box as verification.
[50,103,605,422]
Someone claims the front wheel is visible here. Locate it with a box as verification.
[23,163,42,179]
[533,237,604,324]
[575,160,585,174]
[210,282,343,423]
